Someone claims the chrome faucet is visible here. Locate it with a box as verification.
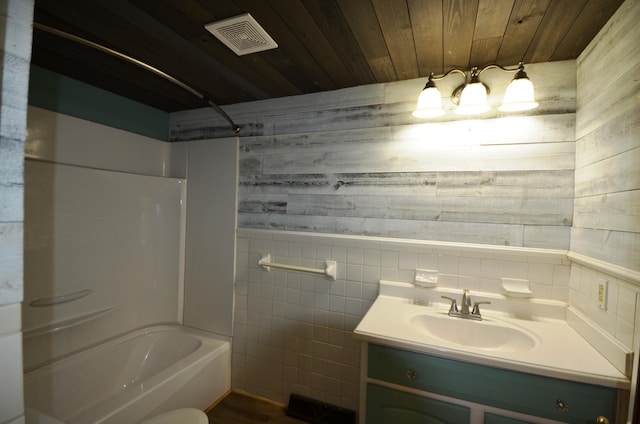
[461,289,472,315]
[441,289,490,321]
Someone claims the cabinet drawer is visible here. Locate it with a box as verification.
[366,383,470,424]
[367,344,616,423]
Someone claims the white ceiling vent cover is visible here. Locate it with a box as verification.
[205,13,278,56]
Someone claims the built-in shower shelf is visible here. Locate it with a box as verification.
[23,307,115,339]
[30,288,93,306]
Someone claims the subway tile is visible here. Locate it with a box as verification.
[459,257,482,278]
[362,283,379,301]
[503,260,528,280]
[327,328,345,346]
[479,278,501,294]
[288,242,302,257]
[346,263,363,282]
[344,298,362,316]
[300,290,315,308]
[317,244,332,260]
[380,250,398,268]
[606,283,619,314]
[273,286,286,302]
[312,357,328,376]
[480,258,502,279]
[315,293,330,310]
[363,248,380,266]
[379,267,398,281]
[617,285,637,324]
[397,269,414,282]
[345,281,363,299]
[615,317,634,348]
[326,361,343,380]
[417,253,438,270]
[329,280,346,297]
[362,265,380,284]
[260,284,274,300]
[438,255,460,274]
[347,247,364,265]
[302,243,317,259]
[329,295,346,313]
[398,251,417,270]
[331,245,348,263]
[313,325,328,343]
[313,309,329,326]
[527,262,554,285]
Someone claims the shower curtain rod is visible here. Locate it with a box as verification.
[33,22,241,134]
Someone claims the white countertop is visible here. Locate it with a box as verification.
[354,295,630,389]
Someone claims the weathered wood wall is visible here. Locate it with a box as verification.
[573,0,640,272]
[0,0,34,422]
[171,60,576,250]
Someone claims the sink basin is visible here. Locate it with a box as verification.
[409,312,538,352]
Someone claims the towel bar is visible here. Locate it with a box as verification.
[258,254,337,280]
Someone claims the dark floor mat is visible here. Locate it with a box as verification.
[207,391,309,424]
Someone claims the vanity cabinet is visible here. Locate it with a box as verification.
[363,343,619,424]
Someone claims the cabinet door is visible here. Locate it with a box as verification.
[484,412,535,424]
[367,344,617,423]
[366,383,470,424]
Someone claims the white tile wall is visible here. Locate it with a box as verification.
[233,229,570,410]
[569,263,639,349]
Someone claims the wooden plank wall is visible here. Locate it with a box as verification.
[574,0,640,271]
[170,61,577,250]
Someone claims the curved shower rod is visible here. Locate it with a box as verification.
[33,22,241,134]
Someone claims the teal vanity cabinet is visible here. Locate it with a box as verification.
[363,343,620,424]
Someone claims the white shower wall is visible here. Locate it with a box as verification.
[23,107,188,370]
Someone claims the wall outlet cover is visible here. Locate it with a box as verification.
[598,278,608,310]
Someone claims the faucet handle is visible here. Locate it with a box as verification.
[471,301,491,316]
[441,296,459,313]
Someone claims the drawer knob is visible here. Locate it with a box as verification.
[596,417,609,424]
[556,400,569,412]
[406,368,418,380]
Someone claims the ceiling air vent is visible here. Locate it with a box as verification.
[205,13,278,56]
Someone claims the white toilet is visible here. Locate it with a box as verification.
[141,408,208,424]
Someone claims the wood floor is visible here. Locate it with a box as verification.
[207,391,308,424]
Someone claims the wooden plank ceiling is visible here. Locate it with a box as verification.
[31,0,624,112]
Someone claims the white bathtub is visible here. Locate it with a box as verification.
[24,325,231,424]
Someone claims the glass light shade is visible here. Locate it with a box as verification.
[499,77,539,112]
[455,82,490,115]
[412,86,444,118]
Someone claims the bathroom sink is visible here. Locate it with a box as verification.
[409,312,538,352]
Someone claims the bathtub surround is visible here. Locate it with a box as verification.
[183,138,238,337]
[0,0,33,423]
[25,106,183,178]
[22,159,186,369]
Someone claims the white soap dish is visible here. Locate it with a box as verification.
[501,277,533,298]
[414,269,438,288]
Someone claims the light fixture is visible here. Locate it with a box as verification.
[413,62,538,118]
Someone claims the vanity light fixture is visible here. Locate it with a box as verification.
[412,62,538,118]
